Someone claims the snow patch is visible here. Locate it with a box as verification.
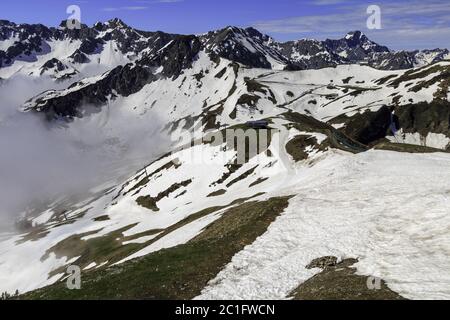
[198,151,450,300]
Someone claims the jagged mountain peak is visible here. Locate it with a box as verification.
[344,30,366,40]
[200,25,286,69]
[91,18,134,33]
[1,20,450,77]
[227,26,268,37]
[91,18,129,29]
[0,20,13,26]
[205,25,274,43]
[343,30,389,52]
[108,18,127,27]
[57,19,83,28]
[325,31,389,53]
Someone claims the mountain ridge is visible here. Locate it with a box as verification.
[1,19,449,74]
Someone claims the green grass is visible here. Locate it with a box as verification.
[291,258,405,300]
[249,177,269,188]
[120,160,181,198]
[22,196,291,300]
[374,141,448,153]
[214,67,227,79]
[136,179,193,211]
[226,166,258,188]
[210,163,242,186]
[285,135,321,162]
[43,226,166,273]
[136,195,159,211]
[93,215,110,222]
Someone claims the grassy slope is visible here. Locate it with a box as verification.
[22,197,291,300]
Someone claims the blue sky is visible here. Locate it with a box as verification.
[2,0,450,50]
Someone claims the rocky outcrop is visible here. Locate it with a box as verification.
[143,35,202,78]
[291,257,405,300]
[69,49,90,64]
[335,106,394,146]
[28,62,155,119]
[40,58,67,74]
[25,34,202,119]
[0,19,177,69]
[394,101,450,138]
[370,51,416,70]
[79,37,104,55]
[278,39,340,70]
[201,26,287,69]
[1,19,449,72]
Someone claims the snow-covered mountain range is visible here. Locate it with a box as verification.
[0,19,449,300]
[1,19,449,79]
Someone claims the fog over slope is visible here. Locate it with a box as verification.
[0,76,168,230]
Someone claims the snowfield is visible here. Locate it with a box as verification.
[198,150,450,300]
[6,148,450,299]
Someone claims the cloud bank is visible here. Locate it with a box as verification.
[254,0,450,50]
[0,76,167,231]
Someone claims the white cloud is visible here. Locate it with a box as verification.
[102,0,184,12]
[253,0,450,50]
[135,0,184,3]
[309,0,352,5]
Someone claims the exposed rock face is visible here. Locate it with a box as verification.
[69,49,90,64]
[326,31,390,56]
[278,30,449,71]
[417,48,450,64]
[28,63,155,119]
[394,101,450,138]
[24,35,202,119]
[1,19,448,72]
[278,30,391,70]
[368,48,450,70]
[37,58,78,80]
[6,19,449,135]
[337,106,394,146]
[200,26,287,69]
[281,31,450,71]
[79,37,104,55]
[144,35,202,78]
[278,39,340,70]
[330,100,450,149]
[292,258,405,300]
[367,49,449,71]
[370,51,415,70]
[0,19,177,68]
[0,20,53,67]
[306,256,339,269]
[40,58,67,73]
